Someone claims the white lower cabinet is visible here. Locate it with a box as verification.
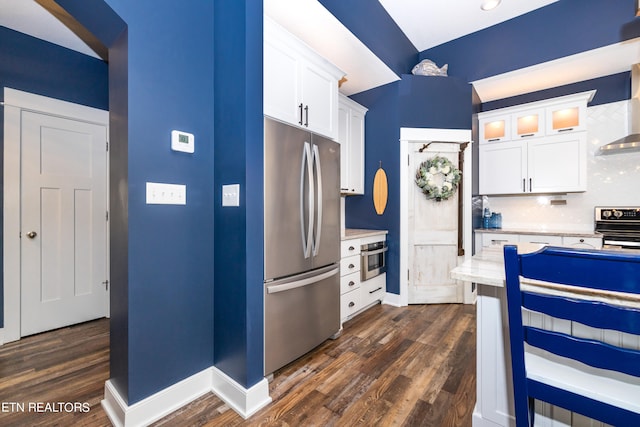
[476,231,602,250]
[340,234,386,323]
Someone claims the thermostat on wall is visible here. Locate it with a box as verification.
[171,130,194,153]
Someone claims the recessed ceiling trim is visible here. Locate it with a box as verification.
[472,38,640,102]
[35,0,107,61]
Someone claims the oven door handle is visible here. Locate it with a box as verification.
[361,247,388,256]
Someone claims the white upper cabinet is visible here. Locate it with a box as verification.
[338,94,367,195]
[478,91,594,195]
[264,17,344,140]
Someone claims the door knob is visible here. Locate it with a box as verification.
[26,231,37,239]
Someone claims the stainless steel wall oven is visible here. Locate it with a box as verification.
[361,240,387,281]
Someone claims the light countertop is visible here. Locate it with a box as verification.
[343,228,388,240]
[475,228,602,238]
[451,244,640,308]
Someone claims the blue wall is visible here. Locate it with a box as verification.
[349,75,472,294]
[0,27,108,329]
[213,0,264,389]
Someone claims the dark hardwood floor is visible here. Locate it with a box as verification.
[0,303,476,426]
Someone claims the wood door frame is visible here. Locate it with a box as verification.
[2,88,109,344]
[399,127,474,306]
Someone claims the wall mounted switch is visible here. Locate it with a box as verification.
[146,182,187,205]
[222,184,240,207]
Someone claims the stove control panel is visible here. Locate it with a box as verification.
[596,207,640,221]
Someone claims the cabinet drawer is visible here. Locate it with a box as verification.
[481,233,518,247]
[519,234,562,246]
[562,236,602,249]
[340,254,360,276]
[340,271,361,294]
[341,239,361,258]
[341,288,362,320]
[361,274,385,306]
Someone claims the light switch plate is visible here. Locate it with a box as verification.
[146,182,187,205]
[222,184,240,207]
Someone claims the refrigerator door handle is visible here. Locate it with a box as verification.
[300,141,314,258]
[266,266,339,294]
[312,143,323,257]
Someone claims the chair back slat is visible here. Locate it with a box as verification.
[522,291,640,335]
[519,246,640,294]
[525,326,640,378]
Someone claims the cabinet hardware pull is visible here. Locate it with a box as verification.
[348,301,355,308]
[348,246,355,251]
[579,239,585,243]
[298,103,303,125]
[520,133,534,138]
[348,281,355,287]
[529,178,532,192]
[522,178,526,192]
[369,287,382,294]
[488,138,500,142]
[304,105,309,127]
[558,127,574,132]
[348,264,355,269]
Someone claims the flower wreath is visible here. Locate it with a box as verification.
[415,155,461,201]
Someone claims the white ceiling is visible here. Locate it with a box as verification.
[2,0,638,102]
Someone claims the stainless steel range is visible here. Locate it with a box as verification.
[595,207,640,250]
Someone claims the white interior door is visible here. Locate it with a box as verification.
[20,110,108,336]
[408,143,463,304]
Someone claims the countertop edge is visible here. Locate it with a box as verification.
[475,228,602,238]
[342,228,389,240]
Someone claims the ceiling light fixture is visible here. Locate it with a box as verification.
[481,0,501,11]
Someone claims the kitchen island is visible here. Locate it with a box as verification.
[452,244,640,427]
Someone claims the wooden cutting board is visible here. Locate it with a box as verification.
[373,166,388,215]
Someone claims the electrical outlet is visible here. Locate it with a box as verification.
[146,182,186,205]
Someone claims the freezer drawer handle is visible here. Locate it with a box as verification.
[266,267,339,294]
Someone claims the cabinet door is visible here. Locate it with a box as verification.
[301,63,338,139]
[264,39,302,126]
[545,101,587,134]
[511,108,545,140]
[479,141,526,195]
[479,115,511,144]
[528,133,586,193]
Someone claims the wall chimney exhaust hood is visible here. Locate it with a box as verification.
[598,64,640,155]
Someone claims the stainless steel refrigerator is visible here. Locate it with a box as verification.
[264,117,341,375]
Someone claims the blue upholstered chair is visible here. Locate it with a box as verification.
[503,245,640,426]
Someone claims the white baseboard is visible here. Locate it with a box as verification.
[102,366,271,426]
[211,367,271,419]
[383,292,404,307]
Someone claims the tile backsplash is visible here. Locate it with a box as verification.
[486,100,640,232]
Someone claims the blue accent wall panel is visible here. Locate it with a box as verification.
[319,0,417,76]
[99,0,216,404]
[419,0,639,83]
[213,0,264,388]
[0,26,108,329]
[350,83,401,294]
[399,75,472,129]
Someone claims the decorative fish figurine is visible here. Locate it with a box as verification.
[411,59,448,77]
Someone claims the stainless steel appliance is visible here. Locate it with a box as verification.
[263,117,341,375]
[360,240,387,281]
[595,206,640,250]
